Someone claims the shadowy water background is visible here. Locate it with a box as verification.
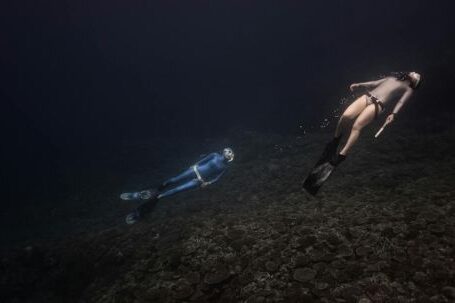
[2,0,455,301]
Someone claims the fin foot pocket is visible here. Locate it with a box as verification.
[120,192,140,200]
[125,209,141,225]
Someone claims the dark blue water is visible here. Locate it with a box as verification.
[2,1,455,302]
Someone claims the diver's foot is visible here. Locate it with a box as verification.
[138,190,157,200]
[120,192,140,201]
[125,209,141,225]
[327,136,342,153]
[330,153,346,166]
[120,190,157,201]
[318,136,342,164]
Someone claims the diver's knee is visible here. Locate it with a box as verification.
[351,122,364,132]
[340,112,356,123]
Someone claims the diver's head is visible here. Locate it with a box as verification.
[223,148,235,162]
[391,71,422,89]
[408,71,422,89]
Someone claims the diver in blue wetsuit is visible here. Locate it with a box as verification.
[121,147,235,224]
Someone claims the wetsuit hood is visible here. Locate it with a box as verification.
[223,148,234,162]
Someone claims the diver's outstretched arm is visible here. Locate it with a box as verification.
[351,78,387,91]
[195,153,217,166]
[205,170,226,186]
[391,88,413,115]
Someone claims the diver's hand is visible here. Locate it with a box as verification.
[375,114,395,138]
[385,114,395,124]
[349,83,359,91]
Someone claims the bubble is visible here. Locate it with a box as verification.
[320,118,331,129]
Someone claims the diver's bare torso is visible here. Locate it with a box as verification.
[369,77,412,105]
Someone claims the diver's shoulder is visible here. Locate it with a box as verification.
[382,76,396,82]
[210,152,223,159]
[381,76,403,87]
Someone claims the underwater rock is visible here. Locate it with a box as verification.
[391,249,407,263]
[245,294,266,303]
[411,218,427,231]
[428,224,445,234]
[218,288,236,302]
[238,271,254,285]
[313,262,327,273]
[422,211,439,223]
[314,281,329,290]
[354,216,369,225]
[189,288,205,301]
[298,235,317,248]
[294,255,310,267]
[172,279,194,300]
[321,252,336,262]
[325,233,343,247]
[160,271,176,281]
[204,265,231,285]
[230,240,244,251]
[274,222,288,234]
[406,281,417,293]
[295,227,313,236]
[332,285,363,301]
[284,285,314,302]
[337,244,353,257]
[230,236,255,251]
[227,228,246,241]
[331,259,347,269]
[309,249,325,262]
[185,271,201,285]
[413,271,427,284]
[348,227,364,239]
[442,286,455,299]
[355,246,373,257]
[345,262,363,278]
[183,244,198,256]
[265,260,278,272]
[267,163,280,172]
[293,267,317,283]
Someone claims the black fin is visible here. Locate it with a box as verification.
[303,162,336,195]
[316,136,342,166]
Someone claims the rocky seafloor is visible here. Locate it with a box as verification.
[2,123,455,303]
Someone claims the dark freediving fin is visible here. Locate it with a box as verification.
[120,189,159,201]
[315,136,342,166]
[125,196,159,225]
[303,137,345,195]
[303,148,346,196]
[125,209,141,225]
[303,161,336,195]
